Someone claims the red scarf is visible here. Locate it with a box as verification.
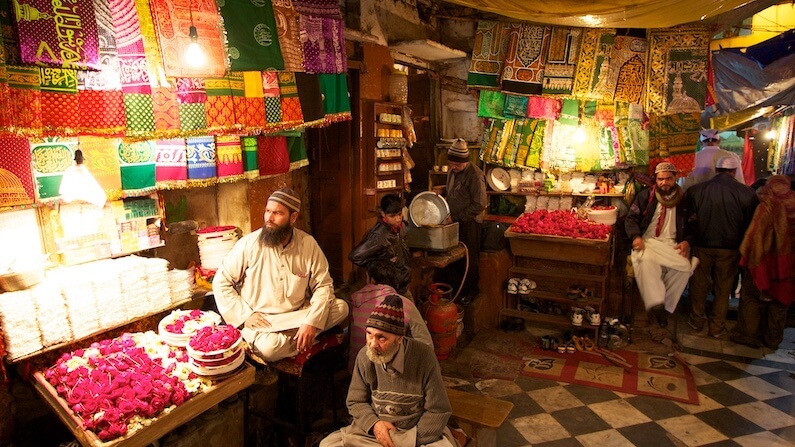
[648,185,683,237]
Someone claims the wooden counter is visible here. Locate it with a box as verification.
[31,363,255,447]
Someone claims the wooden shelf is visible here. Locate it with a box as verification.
[31,363,255,447]
[506,289,602,308]
[483,214,517,224]
[501,308,599,332]
[509,267,608,286]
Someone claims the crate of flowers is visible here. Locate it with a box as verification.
[186,325,245,376]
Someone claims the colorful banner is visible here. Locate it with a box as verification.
[501,24,550,95]
[468,20,509,88]
[204,77,236,131]
[611,36,648,104]
[78,136,122,200]
[0,136,35,206]
[118,139,156,194]
[154,138,187,187]
[149,0,226,78]
[241,135,259,179]
[299,15,346,74]
[645,26,710,116]
[12,0,100,69]
[278,71,303,125]
[262,71,282,124]
[648,112,700,174]
[571,28,616,100]
[7,65,42,133]
[542,26,583,95]
[30,137,78,199]
[186,135,216,181]
[318,73,350,117]
[40,68,79,131]
[215,135,244,180]
[221,0,284,71]
[256,135,289,175]
[242,71,266,129]
[177,78,207,132]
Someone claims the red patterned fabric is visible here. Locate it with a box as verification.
[0,136,36,206]
[256,135,290,175]
[152,86,181,132]
[41,92,79,131]
[244,98,266,130]
[78,90,127,133]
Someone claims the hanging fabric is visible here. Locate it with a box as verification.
[220,0,285,71]
[13,0,101,69]
[571,28,617,100]
[611,35,648,104]
[278,71,304,126]
[283,131,308,169]
[40,68,79,133]
[294,73,324,123]
[500,23,550,95]
[0,136,35,206]
[177,78,208,132]
[152,85,181,133]
[262,71,283,124]
[648,112,700,175]
[78,136,123,200]
[526,95,561,120]
[318,73,351,120]
[215,135,244,181]
[242,71,267,130]
[467,20,509,88]
[154,138,187,188]
[30,137,78,199]
[118,139,156,194]
[186,136,217,186]
[299,15,346,74]
[271,0,305,72]
[542,26,583,95]
[504,95,528,118]
[241,135,259,179]
[134,0,168,88]
[478,90,506,119]
[256,135,290,175]
[204,76,237,132]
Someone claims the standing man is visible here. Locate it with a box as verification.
[320,295,455,447]
[442,138,487,304]
[626,162,698,328]
[213,188,349,361]
[686,157,759,338]
[683,129,744,189]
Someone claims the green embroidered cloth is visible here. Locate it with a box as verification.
[221,0,285,71]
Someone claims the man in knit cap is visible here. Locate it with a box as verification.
[321,295,455,447]
[683,129,744,189]
[626,162,698,330]
[441,138,487,305]
[213,187,349,361]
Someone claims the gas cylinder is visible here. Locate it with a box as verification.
[424,283,458,360]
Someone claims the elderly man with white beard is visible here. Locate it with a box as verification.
[213,187,349,362]
[320,295,456,447]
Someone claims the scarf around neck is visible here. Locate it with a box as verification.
[652,184,683,237]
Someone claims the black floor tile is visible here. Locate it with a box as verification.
[700,439,743,447]
[497,420,532,447]
[694,360,752,382]
[618,421,679,447]
[534,437,585,447]
[550,407,611,437]
[764,394,795,414]
[698,382,756,407]
[695,408,765,438]
[514,374,561,392]
[501,392,546,418]
[772,425,795,444]
[756,370,795,394]
[563,383,620,405]
[624,395,689,420]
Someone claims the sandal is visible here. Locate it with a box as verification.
[581,336,595,351]
[578,288,593,302]
[567,285,581,300]
[572,336,584,351]
[566,343,576,354]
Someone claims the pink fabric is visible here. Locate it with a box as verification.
[14,0,100,69]
[526,96,561,120]
[155,138,187,183]
[742,132,755,186]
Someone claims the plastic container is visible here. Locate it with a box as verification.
[587,208,618,225]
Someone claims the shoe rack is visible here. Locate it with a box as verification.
[501,232,613,336]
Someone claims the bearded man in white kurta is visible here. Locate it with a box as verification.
[213,188,349,361]
[625,163,698,326]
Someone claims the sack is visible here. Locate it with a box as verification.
[480,221,509,252]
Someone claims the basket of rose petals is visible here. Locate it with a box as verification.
[187,325,245,376]
[158,309,222,347]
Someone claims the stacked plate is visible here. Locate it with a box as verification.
[197,226,239,271]
[158,309,223,347]
[186,325,245,376]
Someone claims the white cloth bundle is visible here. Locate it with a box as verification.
[31,278,73,346]
[0,289,44,359]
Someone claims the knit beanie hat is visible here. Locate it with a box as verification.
[716,156,738,169]
[268,188,301,213]
[654,162,677,175]
[366,294,406,335]
[447,138,470,163]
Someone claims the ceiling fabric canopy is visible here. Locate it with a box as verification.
[441,0,780,28]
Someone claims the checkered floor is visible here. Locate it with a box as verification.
[442,327,795,447]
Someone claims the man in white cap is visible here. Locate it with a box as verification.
[440,138,487,304]
[213,187,349,361]
[685,157,758,337]
[625,162,698,330]
[683,129,744,189]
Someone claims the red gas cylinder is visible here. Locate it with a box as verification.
[424,283,458,360]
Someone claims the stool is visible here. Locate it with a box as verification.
[246,327,347,446]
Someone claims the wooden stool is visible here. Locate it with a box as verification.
[446,388,513,447]
[246,327,347,446]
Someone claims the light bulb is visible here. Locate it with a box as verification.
[184,25,206,67]
[573,126,587,143]
[765,129,777,140]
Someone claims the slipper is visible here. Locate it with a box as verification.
[557,344,567,354]
[581,336,595,351]
[566,343,576,354]
[572,336,584,351]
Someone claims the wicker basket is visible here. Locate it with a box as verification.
[0,267,43,292]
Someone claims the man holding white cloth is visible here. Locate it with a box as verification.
[626,162,698,327]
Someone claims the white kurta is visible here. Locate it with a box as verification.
[631,203,698,313]
[683,145,744,189]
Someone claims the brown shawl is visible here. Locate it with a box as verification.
[739,175,795,305]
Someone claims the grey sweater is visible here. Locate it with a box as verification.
[347,338,452,446]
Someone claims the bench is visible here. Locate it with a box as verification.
[446,388,513,447]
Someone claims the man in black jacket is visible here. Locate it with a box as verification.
[686,156,759,338]
[625,162,698,327]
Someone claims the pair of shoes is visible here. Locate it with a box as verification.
[541,335,562,351]
[584,306,601,326]
[572,335,595,351]
[507,278,519,294]
[571,308,584,326]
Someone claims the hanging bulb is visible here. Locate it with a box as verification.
[573,126,587,143]
[184,25,206,68]
[59,149,107,208]
[764,129,777,140]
